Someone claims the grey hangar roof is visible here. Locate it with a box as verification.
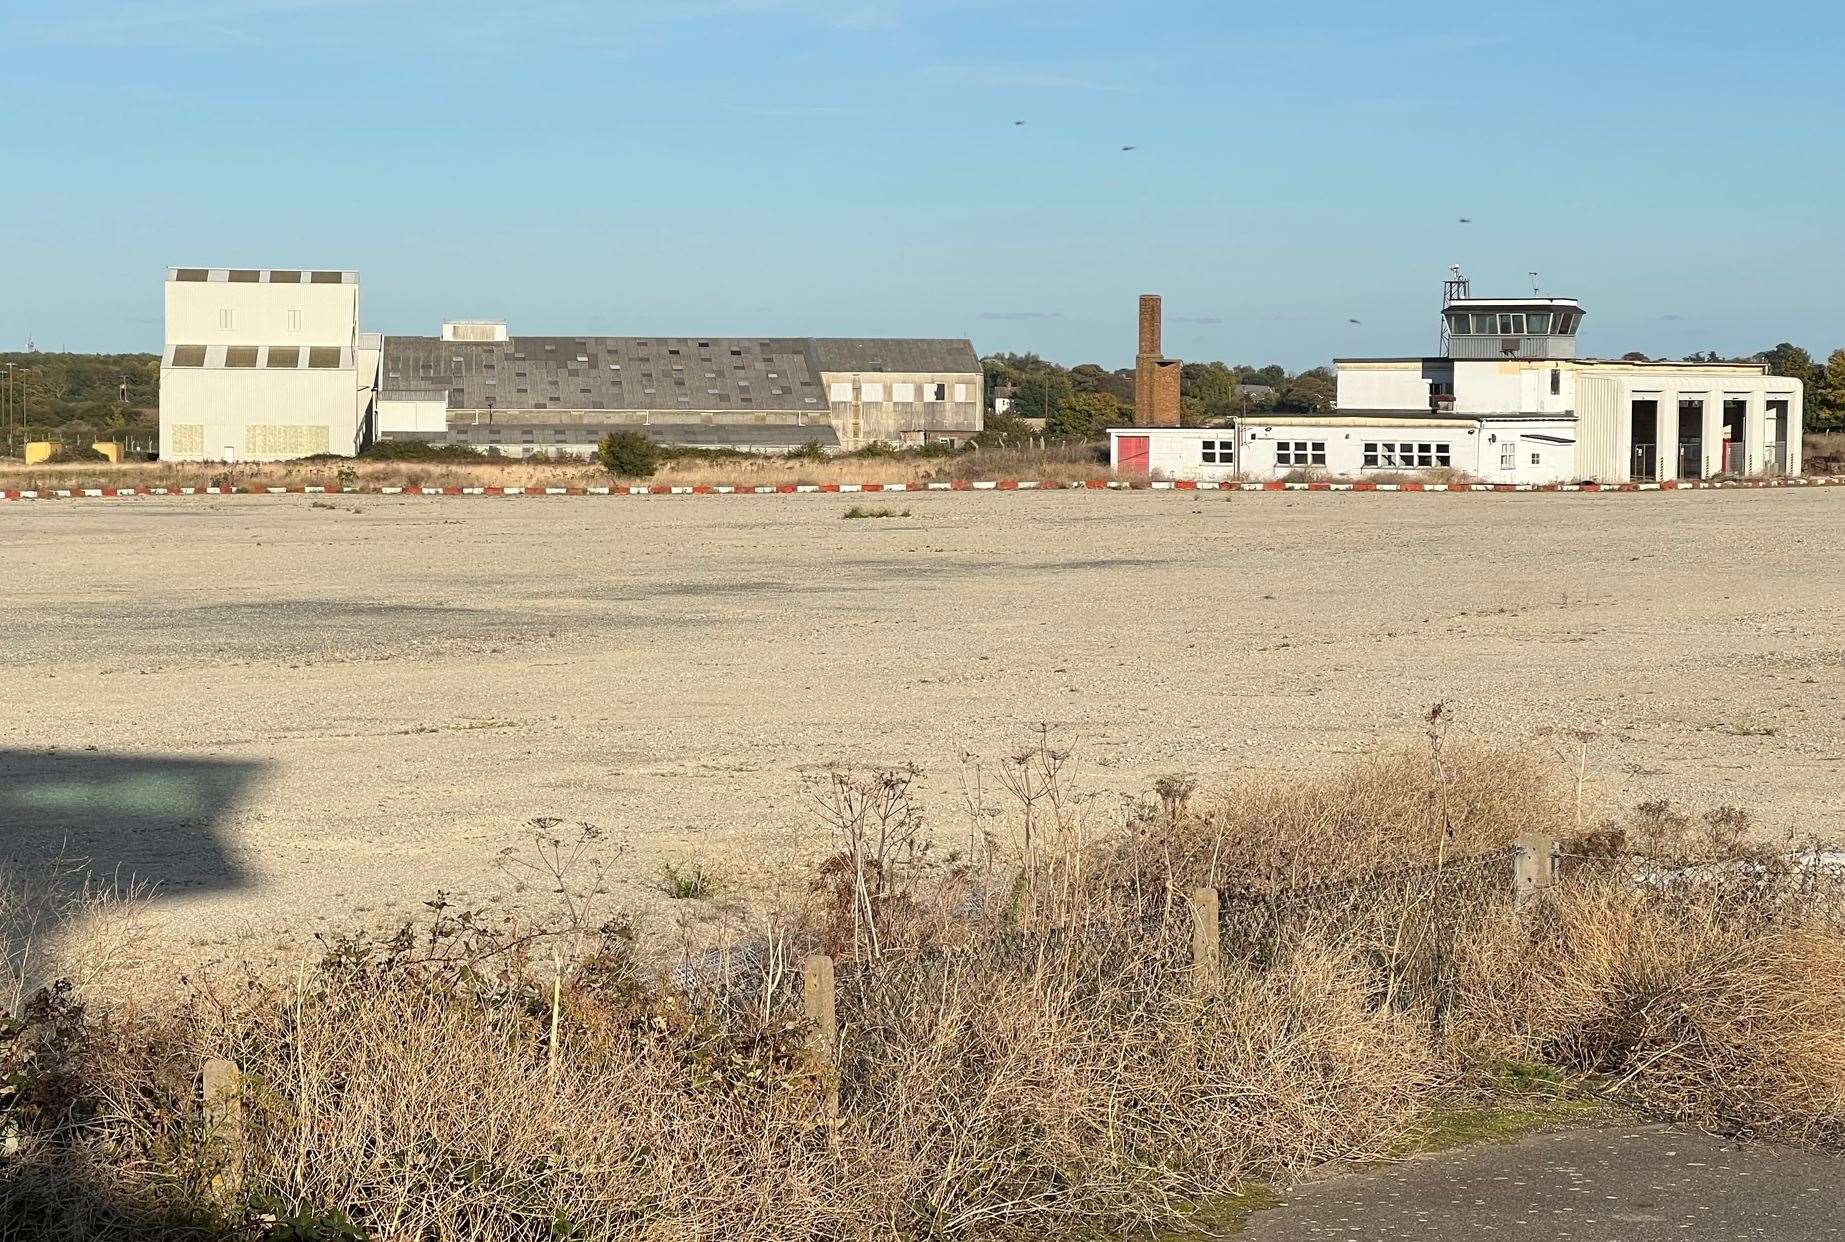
[381,335,979,415]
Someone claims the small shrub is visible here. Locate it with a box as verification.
[785,440,830,461]
[657,862,718,900]
[357,439,484,463]
[842,505,910,519]
[595,431,661,479]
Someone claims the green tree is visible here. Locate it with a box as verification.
[1760,342,1819,388]
[596,430,661,478]
[1013,371,1073,423]
[1050,391,1120,439]
[1816,349,1845,428]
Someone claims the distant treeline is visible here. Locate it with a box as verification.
[2,342,1840,439]
[986,342,1845,437]
[0,352,159,433]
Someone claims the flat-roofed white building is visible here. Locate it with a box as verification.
[159,267,380,462]
[1111,271,1805,485]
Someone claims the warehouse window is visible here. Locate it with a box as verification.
[1200,439,1233,465]
[1362,442,1451,468]
[269,270,301,283]
[171,345,207,367]
[1275,440,1326,467]
[310,271,343,284]
[174,268,208,282]
[928,382,946,400]
[229,269,260,283]
[224,346,259,368]
[1550,368,1561,396]
[307,347,342,368]
[268,346,300,369]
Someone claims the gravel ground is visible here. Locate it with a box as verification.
[2,488,1841,959]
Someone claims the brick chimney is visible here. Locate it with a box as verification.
[1134,293,1181,428]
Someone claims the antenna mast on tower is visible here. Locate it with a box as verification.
[1440,265,1471,353]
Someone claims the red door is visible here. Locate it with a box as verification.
[1118,435,1150,475]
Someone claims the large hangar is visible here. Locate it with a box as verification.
[157,266,984,461]
[377,326,983,457]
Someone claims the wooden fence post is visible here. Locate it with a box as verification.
[201,1056,243,1201]
[1513,836,1560,910]
[1188,886,1221,991]
[803,953,840,1143]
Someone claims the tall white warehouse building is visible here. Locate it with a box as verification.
[159,267,380,462]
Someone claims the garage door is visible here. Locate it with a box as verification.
[1117,435,1150,475]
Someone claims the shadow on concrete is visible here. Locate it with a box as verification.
[0,748,260,955]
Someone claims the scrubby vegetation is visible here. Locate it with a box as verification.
[2,730,1840,1239]
[593,430,662,479]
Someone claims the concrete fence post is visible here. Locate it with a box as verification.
[1513,836,1560,910]
[201,1056,243,1201]
[803,953,840,1141]
[1188,886,1221,990]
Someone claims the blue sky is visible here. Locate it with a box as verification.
[3,0,1842,369]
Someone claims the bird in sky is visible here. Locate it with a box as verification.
[1347,318,1362,325]
[1013,120,1026,126]
[1121,145,1137,151]
[1458,217,1473,223]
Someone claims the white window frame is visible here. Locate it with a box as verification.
[860,382,885,402]
[891,382,916,402]
[1362,441,1451,469]
[1200,438,1233,465]
[1274,440,1327,467]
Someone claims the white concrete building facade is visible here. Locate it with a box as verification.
[159,267,379,462]
[1110,275,1803,485]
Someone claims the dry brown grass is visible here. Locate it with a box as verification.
[3,738,1842,1239]
[1806,430,1845,474]
[0,444,1115,493]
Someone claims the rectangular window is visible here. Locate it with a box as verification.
[1448,313,1471,336]
[1498,312,1526,334]
[1530,452,1541,466]
[170,345,207,367]
[891,382,916,402]
[953,382,971,402]
[1361,441,1450,468]
[1502,446,1516,469]
[309,270,343,284]
[228,269,259,283]
[224,346,258,368]
[1473,313,1498,334]
[1200,439,1233,465]
[928,382,947,400]
[1550,368,1561,396]
[267,346,299,368]
[1275,440,1327,467]
[307,346,342,368]
[1526,312,1552,334]
[861,382,885,402]
[287,308,302,331]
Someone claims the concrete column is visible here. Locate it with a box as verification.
[1745,392,1765,475]
[1657,390,1679,481]
[1703,395,1723,478]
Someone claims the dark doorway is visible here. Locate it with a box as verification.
[1630,399,1659,481]
[1767,399,1790,474]
[1723,398,1747,474]
[1677,398,1705,479]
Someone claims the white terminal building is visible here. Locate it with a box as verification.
[1112,271,1805,484]
[159,267,381,462]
